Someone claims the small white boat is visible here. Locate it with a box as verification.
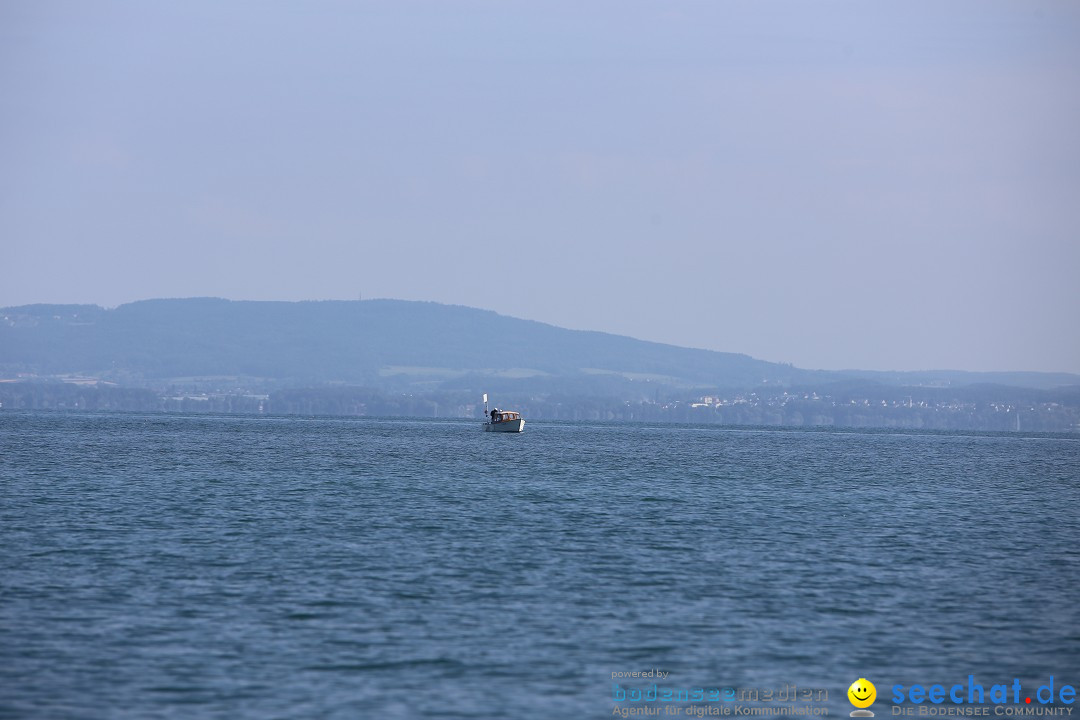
[482,393,525,433]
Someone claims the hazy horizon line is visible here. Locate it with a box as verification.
[4,295,1079,379]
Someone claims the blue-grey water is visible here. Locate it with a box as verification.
[1,412,1078,719]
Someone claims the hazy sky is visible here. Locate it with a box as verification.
[3,1,1079,373]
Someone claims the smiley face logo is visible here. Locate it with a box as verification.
[848,678,876,709]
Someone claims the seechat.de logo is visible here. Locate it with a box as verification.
[891,676,1076,714]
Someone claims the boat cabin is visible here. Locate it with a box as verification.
[482,398,525,432]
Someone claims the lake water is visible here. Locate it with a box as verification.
[2,412,1078,719]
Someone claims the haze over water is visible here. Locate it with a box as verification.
[2,412,1078,718]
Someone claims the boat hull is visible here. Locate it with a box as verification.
[484,418,525,433]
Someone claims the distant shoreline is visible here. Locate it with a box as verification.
[2,382,1077,434]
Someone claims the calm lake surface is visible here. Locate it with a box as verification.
[2,412,1078,719]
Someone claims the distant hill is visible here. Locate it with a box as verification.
[0,298,811,393]
[2,298,1077,396]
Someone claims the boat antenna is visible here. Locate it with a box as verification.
[482,393,489,418]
